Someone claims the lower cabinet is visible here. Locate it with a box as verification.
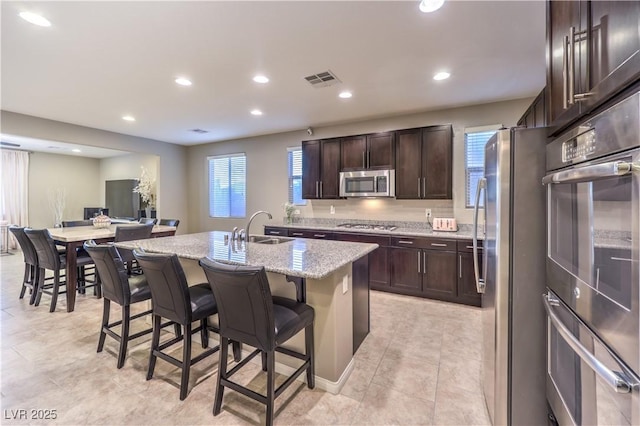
[264,226,482,306]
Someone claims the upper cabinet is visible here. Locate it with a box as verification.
[547,1,639,134]
[301,138,341,199]
[517,88,547,128]
[341,132,395,171]
[395,125,452,199]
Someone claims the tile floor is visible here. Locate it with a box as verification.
[0,251,491,425]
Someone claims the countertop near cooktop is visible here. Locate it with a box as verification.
[266,222,484,241]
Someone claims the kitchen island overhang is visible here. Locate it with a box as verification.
[115,231,377,393]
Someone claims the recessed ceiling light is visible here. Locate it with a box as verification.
[433,71,450,81]
[19,11,51,27]
[250,109,263,116]
[339,91,353,99]
[419,0,445,13]
[253,75,269,84]
[71,148,81,153]
[122,115,136,122]
[175,77,192,86]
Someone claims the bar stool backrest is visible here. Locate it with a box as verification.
[83,240,131,305]
[158,219,180,227]
[199,258,275,351]
[24,228,61,271]
[133,251,192,325]
[9,226,38,266]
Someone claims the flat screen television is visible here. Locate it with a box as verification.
[105,179,141,219]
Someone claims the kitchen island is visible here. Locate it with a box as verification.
[115,231,377,393]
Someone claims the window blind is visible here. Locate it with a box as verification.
[208,153,246,218]
[465,128,499,208]
[287,148,306,205]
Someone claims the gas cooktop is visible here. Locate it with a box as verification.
[337,223,397,231]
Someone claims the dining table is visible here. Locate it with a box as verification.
[47,224,177,312]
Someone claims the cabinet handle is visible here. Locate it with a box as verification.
[611,257,632,262]
[563,34,569,109]
[291,232,304,237]
[568,26,575,106]
[424,252,426,275]
[362,152,366,168]
[269,231,281,235]
[368,151,371,168]
[466,245,475,249]
[313,234,326,238]
[319,181,323,198]
[422,177,426,198]
[459,254,462,278]
[315,181,319,198]
[397,240,414,245]
[417,251,421,273]
[430,243,447,247]
[418,178,421,196]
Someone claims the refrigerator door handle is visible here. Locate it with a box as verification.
[543,293,633,394]
[542,161,638,185]
[473,177,486,294]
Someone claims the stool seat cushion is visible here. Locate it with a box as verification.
[189,283,217,321]
[129,275,151,304]
[272,296,315,345]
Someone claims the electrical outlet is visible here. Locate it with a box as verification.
[294,209,300,215]
[330,205,335,215]
[425,208,432,218]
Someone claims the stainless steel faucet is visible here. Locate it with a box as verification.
[246,210,272,239]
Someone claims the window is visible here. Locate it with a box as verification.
[465,125,500,208]
[208,153,246,218]
[288,147,306,205]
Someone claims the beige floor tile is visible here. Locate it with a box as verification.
[351,382,434,425]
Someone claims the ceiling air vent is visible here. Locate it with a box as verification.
[304,70,341,88]
[190,129,209,134]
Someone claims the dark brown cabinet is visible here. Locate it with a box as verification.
[457,240,482,307]
[288,229,335,240]
[341,132,394,171]
[389,247,423,294]
[395,125,452,199]
[547,1,640,134]
[335,232,390,291]
[517,88,547,128]
[422,244,458,302]
[264,226,288,237]
[301,138,341,199]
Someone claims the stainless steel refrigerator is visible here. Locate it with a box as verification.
[472,127,548,425]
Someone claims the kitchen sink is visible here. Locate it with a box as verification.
[248,235,294,244]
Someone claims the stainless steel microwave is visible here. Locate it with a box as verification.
[339,169,395,197]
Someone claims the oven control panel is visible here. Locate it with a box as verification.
[562,129,596,163]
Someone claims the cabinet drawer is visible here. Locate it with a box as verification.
[264,226,288,237]
[289,229,335,240]
[391,236,425,248]
[335,232,390,247]
[457,240,483,253]
[424,239,456,251]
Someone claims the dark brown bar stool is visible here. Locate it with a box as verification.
[83,240,176,369]
[114,224,153,274]
[199,258,315,426]
[158,219,180,228]
[9,226,39,304]
[24,228,95,312]
[133,250,220,400]
[62,220,101,296]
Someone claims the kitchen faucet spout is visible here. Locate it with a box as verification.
[246,210,273,239]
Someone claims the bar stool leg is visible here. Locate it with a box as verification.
[97,299,110,352]
[117,305,130,369]
[265,350,276,426]
[50,270,60,312]
[213,336,228,415]
[147,315,161,380]
[179,323,192,400]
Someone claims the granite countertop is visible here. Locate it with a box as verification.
[594,230,632,250]
[115,231,377,280]
[48,224,176,242]
[267,221,484,240]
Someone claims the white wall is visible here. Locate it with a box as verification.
[187,97,533,232]
[1,111,189,232]
[28,152,101,227]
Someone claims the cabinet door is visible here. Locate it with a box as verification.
[422,249,457,301]
[367,132,395,170]
[395,129,422,199]
[320,139,341,198]
[341,135,367,171]
[422,125,452,199]
[589,2,640,104]
[457,251,481,307]
[547,1,583,129]
[264,226,288,237]
[302,140,320,199]
[288,229,335,240]
[389,247,422,293]
[370,246,390,290]
[533,89,547,128]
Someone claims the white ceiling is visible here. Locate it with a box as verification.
[1,1,547,148]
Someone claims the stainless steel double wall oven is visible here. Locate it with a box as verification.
[544,91,640,425]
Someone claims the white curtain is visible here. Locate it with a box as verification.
[1,150,29,249]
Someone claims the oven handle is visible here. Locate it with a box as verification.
[543,293,632,394]
[542,161,638,185]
